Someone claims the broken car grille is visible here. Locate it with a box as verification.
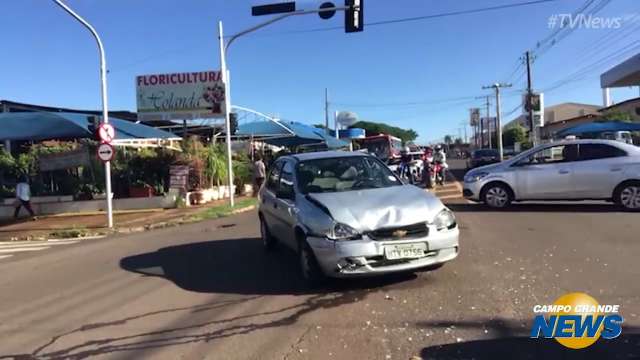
[368,222,429,240]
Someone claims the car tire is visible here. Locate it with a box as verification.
[614,181,640,212]
[260,216,276,251]
[481,183,513,209]
[298,239,326,286]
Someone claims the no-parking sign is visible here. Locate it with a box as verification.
[98,123,115,143]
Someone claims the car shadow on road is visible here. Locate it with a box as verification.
[418,318,640,360]
[3,239,425,359]
[447,202,623,213]
[119,237,422,296]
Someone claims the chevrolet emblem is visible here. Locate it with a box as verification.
[392,230,408,238]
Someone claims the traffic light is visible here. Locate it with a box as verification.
[345,0,363,33]
[229,113,238,135]
[88,115,100,141]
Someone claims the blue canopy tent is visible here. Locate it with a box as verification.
[237,119,348,149]
[0,111,180,143]
[556,121,640,138]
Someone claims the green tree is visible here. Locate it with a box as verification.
[350,121,418,143]
[444,135,453,146]
[503,124,528,147]
[599,110,633,122]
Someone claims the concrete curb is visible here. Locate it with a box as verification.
[113,204,257,235]
[0,204,257,242]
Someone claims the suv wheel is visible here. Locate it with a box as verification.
[616,181,640,211]
[482,183,512,209]
[299,240,326,285]
[260,217,276,250]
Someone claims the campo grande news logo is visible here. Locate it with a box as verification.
[530,292,623,349]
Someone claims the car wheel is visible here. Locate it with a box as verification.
[615,181,640,211]
[260,217,276,251]
[299,240,326,285]
[482,183,512,209]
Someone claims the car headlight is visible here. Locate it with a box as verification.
[328,222,361,241]
[464,171,489,183]
[433,209,457,231]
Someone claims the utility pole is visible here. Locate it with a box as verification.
[459,121,468,144]
[475,95,491,148]
[525,51,536,146]
[324,88,329,131]
[482,83,512,161]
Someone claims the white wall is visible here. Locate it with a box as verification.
[0,195,177,220]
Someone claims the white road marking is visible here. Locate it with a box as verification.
[0,255,13,260]
[0,246,50,253]
[0,240,79,249]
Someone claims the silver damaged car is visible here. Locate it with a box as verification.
[258,151,460,283]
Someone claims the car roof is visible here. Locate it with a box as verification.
[536,139,640,154]
[288,151,369,162]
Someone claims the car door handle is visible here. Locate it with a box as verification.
[610,168,622,172]
[558,169,570,174]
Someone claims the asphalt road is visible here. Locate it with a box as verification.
[0,160,639,359]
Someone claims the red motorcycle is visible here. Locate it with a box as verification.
[432,161,445,186]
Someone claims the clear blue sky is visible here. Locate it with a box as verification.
[1,0,639,143]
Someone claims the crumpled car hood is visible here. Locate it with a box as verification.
[307,185,444,232]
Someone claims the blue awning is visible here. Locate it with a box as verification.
[0,111,180,141]
[238,120,348,149]
[556,121,640,137]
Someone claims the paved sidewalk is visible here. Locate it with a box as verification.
[0,197,257,242]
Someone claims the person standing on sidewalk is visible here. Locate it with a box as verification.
[253,155,266,197]
[14,175,36,219]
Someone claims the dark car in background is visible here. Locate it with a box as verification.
[467,149,500,169]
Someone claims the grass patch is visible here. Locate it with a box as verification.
[187,197,258,222]
[49,226,89,239]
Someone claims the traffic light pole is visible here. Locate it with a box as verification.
[218,5,356,207]
[53,0,113,228]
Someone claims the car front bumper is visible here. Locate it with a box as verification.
[306,226,459,278]
[463,180,483,201]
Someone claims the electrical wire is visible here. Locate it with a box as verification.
[532,0,603,59]
[543,40,640,93]
[250,0,561,36]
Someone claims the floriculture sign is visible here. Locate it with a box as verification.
[136,70,225,121]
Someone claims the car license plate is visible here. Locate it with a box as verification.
[384,243,427,260]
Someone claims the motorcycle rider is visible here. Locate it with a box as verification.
[422,147,434,189]
[433,145,448,185]
[399,146,414,184]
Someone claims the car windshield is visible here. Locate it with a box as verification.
[297,156,401,194]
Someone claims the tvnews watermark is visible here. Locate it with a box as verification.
[548,13,622,29]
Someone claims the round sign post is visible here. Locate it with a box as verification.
[98,123,115,143]
[97,143,115,162]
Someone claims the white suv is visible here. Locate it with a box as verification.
[463,139,640,210]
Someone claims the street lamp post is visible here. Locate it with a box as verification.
[53,0,114,228]
[217,5,352,207]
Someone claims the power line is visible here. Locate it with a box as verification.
[257,0,561,36]
[532,0,604,59]
[332,95,480,108]
[543,40,640,93]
